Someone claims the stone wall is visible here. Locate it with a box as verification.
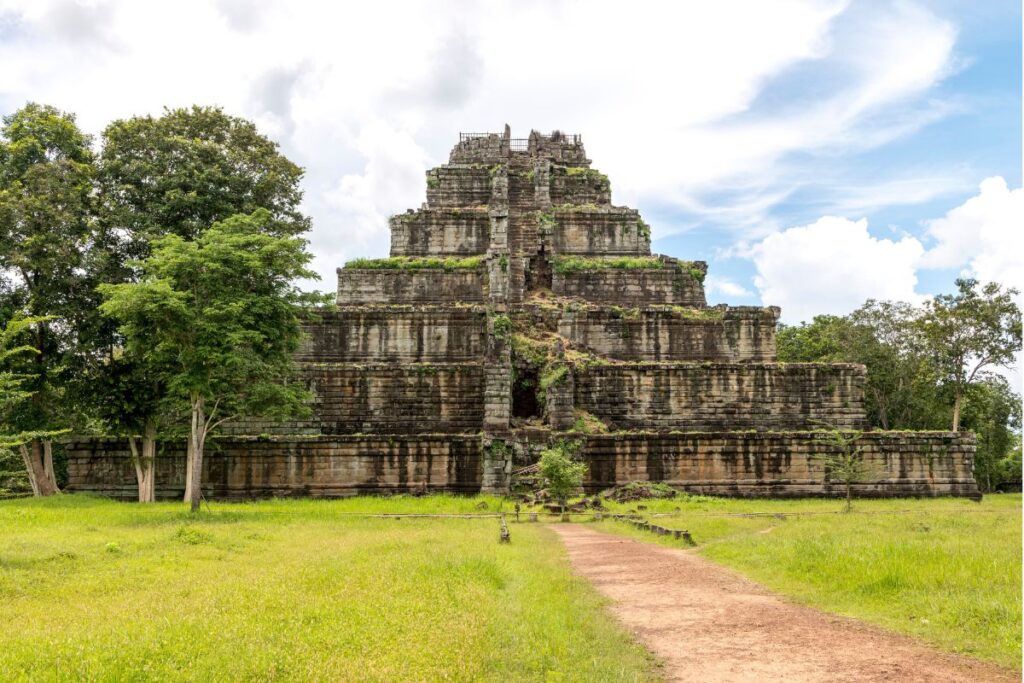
[574,363,866,431]
[559,306,779,361]
[307,363,485,434]
[389,209,490,255]
[529,132,589,164]
[425,166,493,207]
[63,430,978,500]
[582,431,979,498]
[336,268,486,304]
[547,208,650,255]
[549,165,610,205]
[297,308,487,363]
[64,435,485,499]
[552,264,707,306]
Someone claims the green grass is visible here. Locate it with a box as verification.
[551,256,667,275]
[343,256,484,271]
[0,495,657,682]
[595,494,1021,669]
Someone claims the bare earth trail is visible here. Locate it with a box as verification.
[550,524,1017,683]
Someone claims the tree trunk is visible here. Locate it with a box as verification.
[21,440,58,496]
[952,391,962,432]
[128,436,144,499]
[183,437,193,504]
[845,481,853,513]
[188,394,205,513]
[141,420,157,503]
[128,422,158,504]
[18,444,40,496]
[42,440,57,491]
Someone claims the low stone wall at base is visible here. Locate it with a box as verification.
[63,430,978,500]
[581,431,979,498]
[64,435,486,500]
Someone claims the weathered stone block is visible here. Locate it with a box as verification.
[574,362,867,431]
[581,431,979,498]
[553,263,707,306]
[297,308,487,363]
[547,207,650,255]
[559,306,779,361]
[389,208,490,255]
[336,268,485,304]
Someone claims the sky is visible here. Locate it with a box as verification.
[0,0,1021,326]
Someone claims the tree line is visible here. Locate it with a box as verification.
[777,285,1021,492]
[0,103,327,510]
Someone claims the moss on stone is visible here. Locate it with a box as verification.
[552,255,667,274]
[344,256,484,271]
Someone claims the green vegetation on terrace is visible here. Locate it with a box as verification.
[595,494,1022,669]
[344,255,484,271]
[552,255,668,274]
[550,256,706,284]
[0,495,656,682]
[562,166,609,184]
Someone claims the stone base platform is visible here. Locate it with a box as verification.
[64,430,979,500]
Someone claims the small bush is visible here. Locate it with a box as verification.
[175,526,213,545]
[538,441,587,503]
[491,315,513,340]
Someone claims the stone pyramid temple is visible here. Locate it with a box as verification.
[67,127,980,499]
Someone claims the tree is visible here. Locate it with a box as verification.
[0,103,95,495]
[0,315,68,496]
[538,441,587,520]
[959,375,1022,492]
[813,427,872,512]
[846,301,946,430]
[918,279,1022,431]
[100,209,323,512]
[778,304,945,430]
[97,105,309,254]
[95,106,312,501]
[81,354,168,502]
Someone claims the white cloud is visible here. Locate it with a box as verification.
[750,216,924,323]
[0,0,964,281]
[704,275,753,300]
[920,176,1024,293]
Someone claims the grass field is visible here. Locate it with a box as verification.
[0,495,656,682]
[2,493,1019,680]
[595,494,1022,669]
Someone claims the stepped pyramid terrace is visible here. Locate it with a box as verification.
[66,127,980,499]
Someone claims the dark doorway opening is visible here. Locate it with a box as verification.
[512,366,541,419]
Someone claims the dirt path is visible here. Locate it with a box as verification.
[550,524,1017,683]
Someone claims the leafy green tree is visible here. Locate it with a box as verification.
[0,103,95,495]
[777,314,847,362]
[0,315,68,496]
[918,279,1022,431]
[778,303,945,430]
[846,301,946,430]
[100,209,323,512]
[82,355,169,502]
[960,375,1022,492]
[93,106,313,502]
[538,441,587,519]
[97,105,309,255]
